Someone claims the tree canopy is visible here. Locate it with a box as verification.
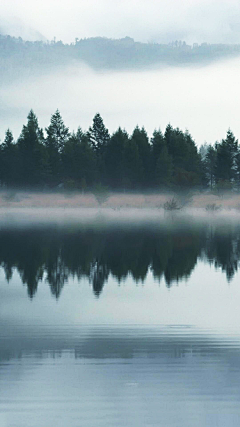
[0,109,239,192]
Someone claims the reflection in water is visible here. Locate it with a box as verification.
[0,219,240,298]
[1,217,240,427]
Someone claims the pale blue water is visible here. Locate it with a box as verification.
[1,211,240,426]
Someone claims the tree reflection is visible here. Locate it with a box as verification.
[0,222,240,298]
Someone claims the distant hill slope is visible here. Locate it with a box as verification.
[1,34,240,80]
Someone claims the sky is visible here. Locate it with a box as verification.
[1,1,240,145]
[1,0,240,44]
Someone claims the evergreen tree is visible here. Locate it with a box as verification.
[46,109,69,152]
[88,113,110,183]
[131,126,151,187]
[17,110,47,186]
[62,128,96,188]
[45,109,69,184]
[89,113,110,152]
[123,137,141,189]
[204,145,217,190]
[105,127,127,188]
[164,125,201,188]
[151,129,172,187]
[215,129,238,187]
[1,129,19,186]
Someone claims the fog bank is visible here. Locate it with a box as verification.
[1,57,240,145]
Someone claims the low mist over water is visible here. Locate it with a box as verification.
[1,57,240,146]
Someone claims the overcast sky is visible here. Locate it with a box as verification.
[1,0,240,44]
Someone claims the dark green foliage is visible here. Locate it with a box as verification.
[62,128,96,188]
[105,127,141,189]
[204,145,217,189]
[89,113,110,152]
[123,135,141,189]
[131,126,151,187]
[45,109,69,184]
[17,110,48,186]
[215,130,238,187]
[164,125,201,188]
[0,129,18,186]
[88,113,110,183]
[151,130,172,187]
[105,127,127,188]
[0,109,239,192]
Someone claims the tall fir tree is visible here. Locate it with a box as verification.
[45,109,69,184]
[204,145,217,190]
[215,129,238,187]
[151,129,172,187]
[1,129,18,186]
[88,113,110,183]
[131,126,151,187]
[18,110,47,186]
[62,128,96,189]
[105,127,126,188]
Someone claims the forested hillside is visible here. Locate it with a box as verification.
[0,109,239,191]
[1,34,240,80]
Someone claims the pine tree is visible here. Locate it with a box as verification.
[88,113,110,183]
[215,129,238,188]
[61,128,96,188]
[131,126,151,187]
[204,145,217,190]
[45,109,69,152]
[164,125,201,188]
[151,129,172,187]
[105,127,127,188]
[45,109,69,184]
[18,110,47,186]
[1,129,18,186]
[88,113,110,152]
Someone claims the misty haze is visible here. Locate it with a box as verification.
[2,1,240,426]
[1,38,240,145]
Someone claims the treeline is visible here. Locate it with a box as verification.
[1,109,240,191]
[1,34,240,79]
[0,223,238,298]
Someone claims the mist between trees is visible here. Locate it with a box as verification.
[1,109,239,192]
[2,35,240,78]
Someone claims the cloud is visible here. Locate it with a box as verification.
[1,0,240,43]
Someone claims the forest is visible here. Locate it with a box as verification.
[1,34,240,80]
[0,109,239,192]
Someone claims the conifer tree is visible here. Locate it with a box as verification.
[215,129,238,187]
[88,113,110,183]
[18,110,47,186]
[88,113,110,152]
[45,109,69,184]
[1,129,18,186]
[151,129,172,187]
[131,126,151,187]
[62,128,96,188]
[105,127,127,188]
[204,145,217,190]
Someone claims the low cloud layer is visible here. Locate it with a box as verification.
[1,58,240,146]
[1,0,240,43]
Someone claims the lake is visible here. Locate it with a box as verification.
[1,209,240,426]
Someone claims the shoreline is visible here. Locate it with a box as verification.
[0,190,238,210]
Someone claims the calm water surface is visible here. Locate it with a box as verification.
[1,210,240,426]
